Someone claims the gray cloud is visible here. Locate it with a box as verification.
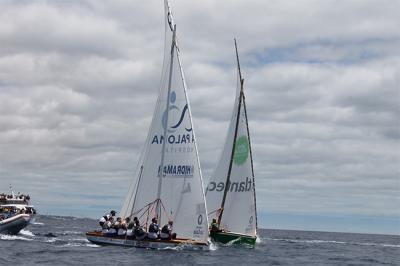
[0,0,399,230]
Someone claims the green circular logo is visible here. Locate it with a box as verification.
[233,136,249,165]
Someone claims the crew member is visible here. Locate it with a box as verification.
[160,220,173,240]
[133,216,140,228]
[107,217,117,235]
[99,210,116,228]
[148,217,160,240]
[116,217,127,236]
[126,217,135,237]
[134,217,146,240]
[123,217,130,229]
[99,216,106,228]
[210,218,221,233]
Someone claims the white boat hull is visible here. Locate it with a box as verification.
[0,214,33,235]
[86,231,209,250]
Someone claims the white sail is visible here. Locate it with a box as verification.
[120,0,208,243]
[206,42,257,237]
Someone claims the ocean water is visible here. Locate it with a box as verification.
[0,215,399,266]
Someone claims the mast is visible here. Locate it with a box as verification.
[217,38,244,225]
[234,38,244,84]
[156,24,177,220]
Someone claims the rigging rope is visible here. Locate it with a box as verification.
[129,198,173,229]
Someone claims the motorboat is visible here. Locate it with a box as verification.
[0,192,36,235]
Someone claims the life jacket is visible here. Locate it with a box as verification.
[113,221,120,229]
[127,222,135,229]
[210,222,220,232]
[134,226,145,236]
[105,221,112,229]
[161,224,171,234]
[149,223,159,233]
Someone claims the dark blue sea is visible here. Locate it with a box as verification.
[0,215,399,265]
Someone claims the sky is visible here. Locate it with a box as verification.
[0,0,399,235]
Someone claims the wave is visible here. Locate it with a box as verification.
[160,243,209,251]
[59,242,100,248]
[0,234,33,241]
[85,243,100,248]
[19,229,35,237]
[48,216,69,221]
[32,222,44,225]
[161,246,183,251]
[59,230,83,235]
[70,238,90,242]
[209,241,218,251]
[354,242,400,248]
[266,237,400,248]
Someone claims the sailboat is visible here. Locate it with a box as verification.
[205,39,258,246]
[86,0,209,250]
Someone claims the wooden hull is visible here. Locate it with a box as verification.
[210,231,256,246]
[86,231,209,250]
[0,214,33,235]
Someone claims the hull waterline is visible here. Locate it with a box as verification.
[210,231,256,246]
[86,231,209,250]
[0,214,33,235]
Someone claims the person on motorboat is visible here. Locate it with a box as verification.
[1,207,12,219]
[22,206,35,215]
[160,220,173,240]
[148,217,160,240]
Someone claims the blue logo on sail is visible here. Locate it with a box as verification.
[152,91,194,145]
[161,91,192,133]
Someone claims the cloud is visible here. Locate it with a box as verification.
[0,0,399,233]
